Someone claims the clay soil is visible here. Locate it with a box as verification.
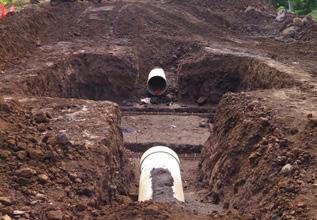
[0,0,316,219]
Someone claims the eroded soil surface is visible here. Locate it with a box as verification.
[122,114,210,151]
[0,0,316,219]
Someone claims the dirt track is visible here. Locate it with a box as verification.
[0,0,316,219]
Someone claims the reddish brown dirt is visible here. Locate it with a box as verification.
[0,0,316,219]
[200,90,317,219]
[0,97,134,219]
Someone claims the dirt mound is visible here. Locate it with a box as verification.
[172,0,272,10]
[103,201,247,220]
[0,4,86,68]
[0,96,133,219]
[199,91,317,219]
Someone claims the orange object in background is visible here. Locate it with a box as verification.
[9,5,14,13]
[0,4,7,17]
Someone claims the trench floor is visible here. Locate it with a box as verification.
[127,153,222,215]
[122,114,211,154]
[123,109,221,214]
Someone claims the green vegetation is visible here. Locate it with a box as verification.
[12,0,30,9]
[270,0,317,21]
[309,9,317,20]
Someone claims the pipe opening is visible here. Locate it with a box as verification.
[147,68,168,96]
[148,76,167,96]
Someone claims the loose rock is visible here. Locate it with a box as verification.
[196,97,207,106]
[280,163,294,175]
[293,17,303,27]
[38,174,49,184]
[199,121,208,128]
[46,210,63,220]
[34,112,50,124]
[56,133,69,145]
[0,197,13,206]
[1,215,12,220]
[15,167,37,178]
[302,16,314,27]
[276,10,286,22]
[0,150,11,159]
[282,26,300,38]
[13,210,26,215]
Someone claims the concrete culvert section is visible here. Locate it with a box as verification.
[147,68,168,96]
[138,146,185,203]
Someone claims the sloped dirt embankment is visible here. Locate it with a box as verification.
[199,93,316,219]
[0,97,133,219]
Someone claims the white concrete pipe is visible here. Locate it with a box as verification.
[138,146,185,203]
[147,68,168,96]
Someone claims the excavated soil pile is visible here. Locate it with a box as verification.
[103,201,248,220]
[0,97,133,219]
[0,4,86,67]
[200,91,317,219]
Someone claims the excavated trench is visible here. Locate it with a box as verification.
[0,1,315,218]
[11,50,300,152]
[2,41,303,216]
[18,52,139,102]
[178,50,299,104]
[14,48,299,106]
[116,50,301,214]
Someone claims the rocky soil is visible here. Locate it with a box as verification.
[0,97,133,219]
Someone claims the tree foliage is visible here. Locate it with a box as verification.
[270,0,317,15]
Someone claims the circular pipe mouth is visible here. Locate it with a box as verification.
[140,150,181,171]
[147,68,168,96]
[147,76,167,96]
[138,146,185,202]
[140,146,181,166]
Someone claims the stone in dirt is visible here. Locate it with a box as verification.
[46,210,64,220]
[0,197,13,206]
[280,163,294,175]
[16,151,27,160]
[15,167,37,178]
[1,215,12,220]
[196,97,207,106]
[56,133,70,145]
[13,210,26,215]
[282,26,300,38]
[302,16,314,27]
[38,174,49,184]
[0,150,11,159]
[292,17,303,27]
[42,131,57,145]
[276,10,286,22]
[199,121,208,128]
[33,112,50,124]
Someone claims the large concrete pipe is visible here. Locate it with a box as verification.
[138,146,185,203]
[147,68,168,96]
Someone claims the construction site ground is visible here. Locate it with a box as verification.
[0,0,316,219]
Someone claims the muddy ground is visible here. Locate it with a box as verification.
[0,0,316,219]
